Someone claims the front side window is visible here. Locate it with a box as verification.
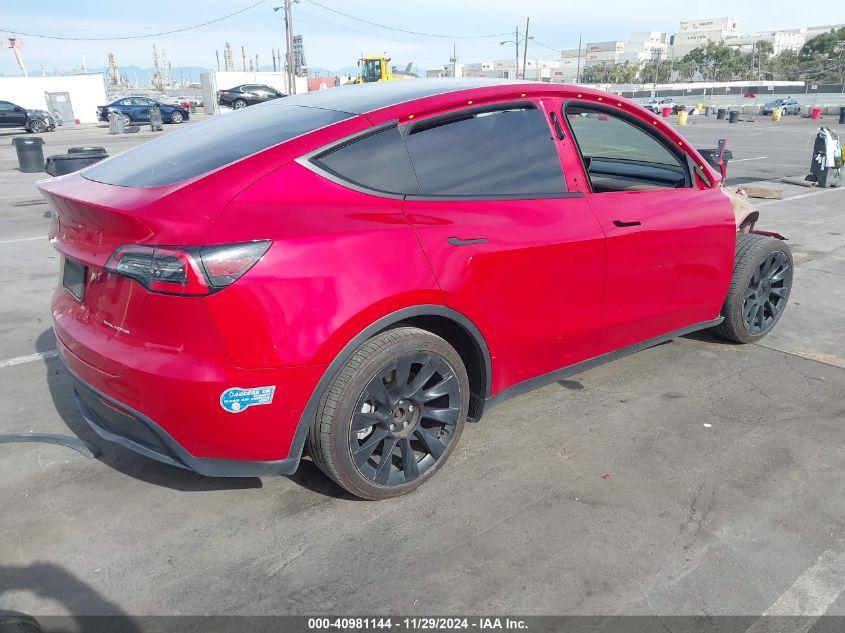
[403,105,566,196]
[360,60,382,83]
[566,105,688,192]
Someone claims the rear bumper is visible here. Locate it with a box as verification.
[68,361,299,477]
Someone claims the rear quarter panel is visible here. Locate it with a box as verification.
[204,161,443,369]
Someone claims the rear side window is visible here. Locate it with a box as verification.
[311,126,419,195]
[83,104,353,187]
[403,106,566,196]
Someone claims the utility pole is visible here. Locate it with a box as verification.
[653,48,662,90]
[522,17,530,80]
[514,26,520,78]
[255,54,259,73]
[576,33,582,83]
[241,46,247,72]
[273,2,297,94]
[284,0,296,94]
[215,50,220,71]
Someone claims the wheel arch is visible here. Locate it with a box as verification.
[287,305,492,468]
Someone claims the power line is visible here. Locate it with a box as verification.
[302,0,510,39]
[1,0,269,41]
[531,39,562,53]
[295,8,432,45]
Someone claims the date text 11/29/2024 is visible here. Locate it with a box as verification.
[307,617,528,630]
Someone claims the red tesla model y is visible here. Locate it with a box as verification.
[39,79,792,499]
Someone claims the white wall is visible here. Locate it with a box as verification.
[200,71,308,115]
[0,74,106,123]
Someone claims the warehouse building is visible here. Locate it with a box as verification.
[0,73,106,123]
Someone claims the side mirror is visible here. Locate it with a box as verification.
[14,106,24,112]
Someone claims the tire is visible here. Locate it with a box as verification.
[27,119,46,134]
[307,327,470,500]
[170,111,184,124]
[233,99,247,109]
[121,113,132,126]
[712,234,793,343]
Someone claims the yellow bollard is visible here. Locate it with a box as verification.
[696,102,704,112]
[677,109,688,126]
[771,107,782,121]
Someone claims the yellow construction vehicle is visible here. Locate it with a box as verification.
[353,55,417,83]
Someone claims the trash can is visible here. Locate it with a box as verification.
[149,107,163,132]
[190,103,197,114]
[68,146,107,157]
[12,136,45,173]
[44,152,106,177]
[772,107,782,122]
[677,110,688,126]
[108,111,125,134]
[661,106,671,118]
[717,108,726,120]
[729,111,739,123]
[811,107,822,120]
[839,106,845,124]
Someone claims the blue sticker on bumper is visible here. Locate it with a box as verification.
[220,386,276,413]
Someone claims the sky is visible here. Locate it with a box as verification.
[1,0,843,76]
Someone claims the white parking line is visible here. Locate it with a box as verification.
[0,350,58,369]
[0,236,45,245]
[732,156,768,162]
[745,549,845,632]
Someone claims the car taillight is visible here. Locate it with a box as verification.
[104,241,271,296]
[218,90,228,96]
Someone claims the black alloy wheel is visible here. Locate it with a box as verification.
[713,234,793,343]
[350,351,462,486]
[741,250,791,336]
[308,327,469,500]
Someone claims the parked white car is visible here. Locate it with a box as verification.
[642,97,677,114]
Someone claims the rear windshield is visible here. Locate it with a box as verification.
[82,104,353,187]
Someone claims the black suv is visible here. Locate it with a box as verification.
[217,84,285,109]
[0,100,56,133]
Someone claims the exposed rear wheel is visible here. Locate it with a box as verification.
[170,111,184,124]
[233,99,247,109]
[28,119,46,134]
[307,327,469,500]
[712,234,793,343]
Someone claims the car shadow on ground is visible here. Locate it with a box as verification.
[0,562,142,631]
[36,328,263,493]
[682,328,741,345]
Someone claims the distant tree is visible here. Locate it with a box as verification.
[801,27,845,56]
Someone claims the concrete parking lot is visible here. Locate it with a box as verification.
[1,113,843,619]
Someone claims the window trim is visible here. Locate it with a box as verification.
[299,101,585,201]
[299,121,410,199]
[562,100,693,193]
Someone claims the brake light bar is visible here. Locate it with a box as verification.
[105,241,271,296]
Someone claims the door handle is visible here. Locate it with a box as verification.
[613,220,642,228]
[447,237,488,246]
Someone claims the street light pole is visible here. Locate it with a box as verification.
[522,17,530,80]
[576,33,582,84]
